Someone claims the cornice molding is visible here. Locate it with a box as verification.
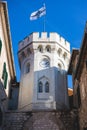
[0,2,16,79]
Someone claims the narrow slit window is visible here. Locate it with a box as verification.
[26,63,30,73]
[46,46,51,52]
[38,81,43,93]
[38,45,43,52]
[45,81,49,93]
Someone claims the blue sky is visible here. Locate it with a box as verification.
[5,0,87,87]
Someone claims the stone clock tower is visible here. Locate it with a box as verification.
[18,32,70,111]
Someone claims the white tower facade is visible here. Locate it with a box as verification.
[18,32,70,111]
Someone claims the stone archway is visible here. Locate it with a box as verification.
[23,112,65,130]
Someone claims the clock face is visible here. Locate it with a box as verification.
[40,58,50,68]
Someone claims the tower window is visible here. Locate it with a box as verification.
[21,52,25,60]
[0,39,2,55]
[58,48,62,56]
[46,45,51,52]
[63,52,67,60]
[27,48,31,56]
[38,81,43,93]
[58,63,62,69]
[38,45,43,52]
[26,63,30,73]
[45,81,49,93]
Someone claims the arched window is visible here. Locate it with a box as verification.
[0,39,2,55]
[45,81,49,93]
[58,63,62,69]
[38,81,43,93]
[58,48,62,56]
[38,45,43,52]
[63,52,67,60]
[21,51,25,60]
[26,63,30,73]
[46,45,51,52]
[27,48,31,56]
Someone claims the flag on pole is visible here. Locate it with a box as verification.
[30,5,46,20]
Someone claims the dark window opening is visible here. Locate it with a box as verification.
[26,63,30,73]
[38,82,43,93]
[27,48,31,55]
[38,46,43,52]
[45,82,49,93]
[46,46,51,52]
[47,48,49,52]
[0,39,2,55]
[39,48,42,52]
[9,89,13,99]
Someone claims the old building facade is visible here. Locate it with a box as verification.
[0,1,16,129]
[68,23,87,130]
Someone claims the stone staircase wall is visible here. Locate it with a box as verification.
[3,111,32,130]
[3,110,78,130]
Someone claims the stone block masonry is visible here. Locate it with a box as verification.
[3,110,78,130]
[3,111,32,130]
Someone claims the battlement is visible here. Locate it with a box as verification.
[18,32,70,51]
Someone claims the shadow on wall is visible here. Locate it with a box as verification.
[8,79,19,110]
[0,107,2,129]
[0,80,8,129]
[0,80,7,111]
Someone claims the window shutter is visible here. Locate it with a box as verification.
[2,63,6,79]
[4,71,8,89]
[2,62,8,89]
[0,39,2,55]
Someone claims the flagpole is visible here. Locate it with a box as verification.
[43,3,46,32]
[43,14,46,32]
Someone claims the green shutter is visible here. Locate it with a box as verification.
[0,39,2,55]
[4,71,8,89]
[2,63,6,79]
[2,62,8,89]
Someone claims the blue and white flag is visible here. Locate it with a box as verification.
[30,5,46,20]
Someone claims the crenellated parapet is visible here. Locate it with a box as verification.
[18,32,70,52]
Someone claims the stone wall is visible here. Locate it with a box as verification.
[3,110,78,130]
[3,111,32,130]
